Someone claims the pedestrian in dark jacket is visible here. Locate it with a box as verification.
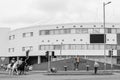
[94,61,99,74]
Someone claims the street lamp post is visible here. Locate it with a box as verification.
[46,50,55,72]
[110,49,113,71]
[103,1,111,71]
[60,42,63,59]
[108,49,113,72]
[48,53,50,72]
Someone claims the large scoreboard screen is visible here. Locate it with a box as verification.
[90,34,105,43]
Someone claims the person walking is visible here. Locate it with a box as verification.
[74,56,80,70]
[94,61,99,74]
[86,64,90,71]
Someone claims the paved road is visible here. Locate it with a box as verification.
[0,71,120,80]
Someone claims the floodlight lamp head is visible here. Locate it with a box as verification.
[105,1,111,5]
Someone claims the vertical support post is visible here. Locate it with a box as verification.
[38,56,41,64]
[111,53,112,70]
[60,42,63,59]
[47,51,52,72]
[111,49,113,72]
[51,54,53,70]
[17,56,19,61]
[103,1,111,71]
[48,54,50,72]
[103,2,106,71]
[84,55,87,59]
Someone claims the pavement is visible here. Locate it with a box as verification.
[1,69,120,75]
[0,71,120,80]
[45,71,112,75]
[28,69,120,75]
[0,70,120,80]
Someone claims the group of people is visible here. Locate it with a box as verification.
[0,57,33,75]
[74,56,100,74]
[6,57,27,75]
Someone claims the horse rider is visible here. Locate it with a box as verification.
[18,58,26,75]
[18,58,23,65]
[10,58,16,67]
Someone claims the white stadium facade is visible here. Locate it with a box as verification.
[0,23,120,65]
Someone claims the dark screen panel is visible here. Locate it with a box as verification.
[90,34,105,43]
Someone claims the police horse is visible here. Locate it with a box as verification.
[6,50,30,75]
[6,62,18,75]
[18,60,27,75]
[6,58,28,75]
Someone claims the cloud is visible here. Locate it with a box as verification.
[0,0,120,30]
[33,0,69,13]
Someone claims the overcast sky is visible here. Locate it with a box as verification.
[0,0,119,30]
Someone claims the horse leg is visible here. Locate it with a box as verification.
[8,69,11,75]
[11,68,13,75]
[22,69,25,75]
[19,69,23,75]
[12,68,16,75]
[6,68,8,72]
[19,70,22,75]
[13,68,18,75]
[16,69,19,75]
